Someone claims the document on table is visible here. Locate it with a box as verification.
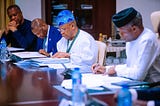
[54,85,114,96]
[7,47,24,52]
[47,63,80,69]
[61,73,131,90]
[12,51,46,59]
[31,57,70,64]
[30,58,79,69]
[61,73,105,89]
[57,73,132,96]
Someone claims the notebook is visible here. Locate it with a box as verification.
[111,80,149,87]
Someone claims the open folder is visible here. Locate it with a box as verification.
[12,51,46,59]
[54,85,114,96]
[111,80,149,87]
[30,57,70,64]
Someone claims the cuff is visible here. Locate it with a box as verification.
[129,89,138,101]
[147,101,155,106]
[105,65,114,73]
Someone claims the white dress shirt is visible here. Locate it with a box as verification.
[106,28,160,82]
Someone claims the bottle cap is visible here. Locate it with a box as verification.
[121,84,129,88]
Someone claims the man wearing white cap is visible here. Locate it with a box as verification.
[52,10,98,69]
[91,7,160,82]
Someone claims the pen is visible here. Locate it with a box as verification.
[93,63,100,73]
[61,63,68,70]
[40,65,48,67]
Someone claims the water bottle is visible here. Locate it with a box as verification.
[0,39,7,79]
[0,39,7,62]
[72,67,84,106]
[117,84,132,106]
[1,63,7,80]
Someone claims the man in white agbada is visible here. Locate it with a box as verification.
[91,7,160,83]
[52,10,98,70]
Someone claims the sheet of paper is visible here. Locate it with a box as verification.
[47,63,80,69]
[31,57,70,64]
[7,47,24,52]
[61,73,106,89]
[31,58,91,73]
[61,73,131,90]
[12,51,46,58]
[47,64,64,69]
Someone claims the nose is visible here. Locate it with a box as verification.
[60,30,64,35]
[11,15,16,21]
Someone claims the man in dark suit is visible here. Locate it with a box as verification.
[130,87,160,106]
[1,4,37,51]
[31,18,62,56]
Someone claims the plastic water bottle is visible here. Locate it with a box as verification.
[1,63,7,80]
[0,39,7,79]
[72,67,84,106]
[0,39,7,62]
[117,84,132,106]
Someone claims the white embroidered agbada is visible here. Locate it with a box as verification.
[57,29,98,69]
[107,28,160,82]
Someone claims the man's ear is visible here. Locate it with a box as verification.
[70,22,74,28]
[71,24,74,28]
[132,25,137,31]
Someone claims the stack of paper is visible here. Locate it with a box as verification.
[31,57,70,64]
[61,73,131,90]
[7,47,24,52]
[12,51,46,59]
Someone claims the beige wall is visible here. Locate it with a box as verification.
[116,0,160,31]
[15,0,42,21]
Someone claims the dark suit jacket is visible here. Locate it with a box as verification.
[36,26,62,55]
[137,87,160,106]
[1,19,37,51]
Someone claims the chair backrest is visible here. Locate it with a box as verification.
[150,11,160,35]
[96,41,107,65]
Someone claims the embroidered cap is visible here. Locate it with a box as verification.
[56,10,75,26]
[112,7,138,28]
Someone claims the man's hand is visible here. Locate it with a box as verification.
[39,49,50,57]
[51,52,70,58]
[7,21,19,32]
[91,63,106,74]
[107,66,116,76]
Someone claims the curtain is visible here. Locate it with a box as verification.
[0,0,15,36]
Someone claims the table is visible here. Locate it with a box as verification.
[0,62,116,106]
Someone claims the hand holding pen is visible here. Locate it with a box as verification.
[39,49,50,57]
[91,63,106,74]
[91,63,117,76]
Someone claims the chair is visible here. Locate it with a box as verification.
[150,11,160,37]
[96,41,107,66]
